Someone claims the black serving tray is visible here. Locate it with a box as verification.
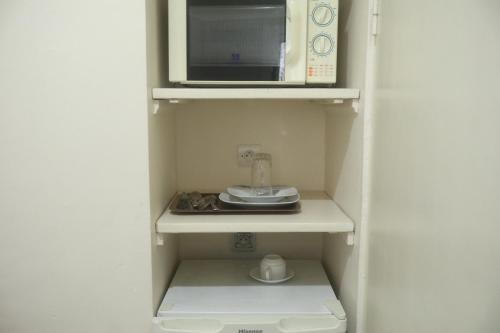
[169,192,301,214]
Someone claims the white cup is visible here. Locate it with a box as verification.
[260,254,286,281]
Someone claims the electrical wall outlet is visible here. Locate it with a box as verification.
[238,144,261,166]
[232,233,256,252]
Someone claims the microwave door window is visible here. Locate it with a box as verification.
[187,1,286,81]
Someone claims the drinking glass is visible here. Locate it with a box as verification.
[251,153,272,196]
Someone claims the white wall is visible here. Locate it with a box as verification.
[0,1,153,332]
[175,101,326,192]
[179,233,323,260]
[365,1,500,332]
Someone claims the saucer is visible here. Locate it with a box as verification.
[227,186,299,203]
[219,192,300,206]
[249,267,295,284]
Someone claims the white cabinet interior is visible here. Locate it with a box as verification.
[146,1,371,333]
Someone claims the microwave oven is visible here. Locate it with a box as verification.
[168,0,338,86]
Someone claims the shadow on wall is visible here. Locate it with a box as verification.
[322,105,358,299]
[158,0,169,86]
[322,233,354,295]
[323,0,357,199]
[336,0,353,88]
[325,104,358,199]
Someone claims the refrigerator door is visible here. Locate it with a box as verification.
[153,316,345,333]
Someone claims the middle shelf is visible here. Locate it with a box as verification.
[156,192,354,234]
[152,88,360,104]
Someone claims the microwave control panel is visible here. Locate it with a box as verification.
[306,0,338,84]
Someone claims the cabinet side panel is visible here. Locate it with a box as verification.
[147,106,178,312]
[323,1,370,333]
[366,1,500,332]
[147,0,179,313]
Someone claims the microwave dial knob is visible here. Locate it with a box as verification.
[312,5,335,26]
[312,34,333,56]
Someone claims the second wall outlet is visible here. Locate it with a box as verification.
[237,144,261,166]
[232,233,256,252]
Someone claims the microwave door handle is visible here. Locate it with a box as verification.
[285,0,307,83]
[285,0,300,63]
[286,2,293,56]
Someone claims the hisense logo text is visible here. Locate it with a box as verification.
[238,329,263,333]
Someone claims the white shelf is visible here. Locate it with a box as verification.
[156,192,354,234]
[152,88,360,104]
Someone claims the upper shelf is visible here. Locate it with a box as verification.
[152,88,360,104]
[156,192,354,235]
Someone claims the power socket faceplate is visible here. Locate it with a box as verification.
[232,233,256,252]
[237,144,261,166]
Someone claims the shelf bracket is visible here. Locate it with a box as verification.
[314,99,345,105]
[351,99,360,113]
[156,233,164,246]
[315,98,360,113]
[345,231,355,246]
[152,98,188,114]
[168,99,188,104]
[152,100,160,115]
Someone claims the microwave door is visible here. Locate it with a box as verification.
[284,0,307,84]
[187,0,287,82]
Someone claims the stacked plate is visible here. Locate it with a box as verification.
[219,186,300,206]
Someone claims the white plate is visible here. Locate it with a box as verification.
[249,267,295,284]
[227,186,298,203]
[219,192,300,206]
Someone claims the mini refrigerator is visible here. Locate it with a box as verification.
[153,260,347,333]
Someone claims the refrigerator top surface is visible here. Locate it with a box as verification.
[157,260,338,316]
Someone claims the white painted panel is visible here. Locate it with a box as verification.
[175,101,326,192]
[325,106,363,221]
[0,1,152,332]
[365,1,500,332]
[146,0,179,312]
[148,105,179,311]
[322,1,371,333]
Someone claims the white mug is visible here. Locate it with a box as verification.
[260,254,286,281]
